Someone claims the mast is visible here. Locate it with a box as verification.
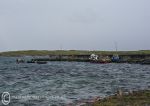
[114,41,118,52]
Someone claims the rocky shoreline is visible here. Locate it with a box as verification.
[67,89,150,106]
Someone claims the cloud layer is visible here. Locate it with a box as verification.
[0,0,150,51]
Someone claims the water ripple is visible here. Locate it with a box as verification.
[0,57,150,105]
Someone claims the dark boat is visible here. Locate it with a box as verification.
[27,59,36,63]
[36,61,47,64]
[27,61,35,63]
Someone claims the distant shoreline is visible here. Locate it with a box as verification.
[0,50,150,56]
[1,50,150,64]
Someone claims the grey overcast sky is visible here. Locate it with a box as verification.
[0,0,150,51]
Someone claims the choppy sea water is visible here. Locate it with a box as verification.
[0,57,150,106]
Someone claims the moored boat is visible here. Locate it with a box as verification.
[112,54,120,62]
[16,58,25,63]
[89,54,111,64]
[36,61,47,64]
[27,59,36,63]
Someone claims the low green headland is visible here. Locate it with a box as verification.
[0,50,150,56]
[93,90,150,106]
[1,50,150,64]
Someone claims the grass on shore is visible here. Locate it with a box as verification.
[93,90,150,106]
[0,50,150,56]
